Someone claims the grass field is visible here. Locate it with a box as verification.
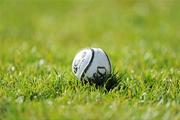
[0,0,180,120]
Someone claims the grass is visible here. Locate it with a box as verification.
[0,0,180,119]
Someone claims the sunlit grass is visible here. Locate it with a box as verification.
[0,0,180,119]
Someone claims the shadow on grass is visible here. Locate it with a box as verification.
[81,70,127,91]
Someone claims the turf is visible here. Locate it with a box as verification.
[0,0,180,120]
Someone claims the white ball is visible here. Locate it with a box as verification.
[72,48,111,83]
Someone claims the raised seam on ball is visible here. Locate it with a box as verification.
[80,48,95,81]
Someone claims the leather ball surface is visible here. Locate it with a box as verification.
[72,48,111,82]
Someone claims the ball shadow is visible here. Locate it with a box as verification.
[81,71,126,91]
